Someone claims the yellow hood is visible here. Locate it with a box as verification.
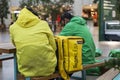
[16,8,40,28]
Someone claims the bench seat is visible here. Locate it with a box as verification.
[17,72,60,80]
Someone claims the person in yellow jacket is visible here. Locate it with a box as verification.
[9,7,57,77]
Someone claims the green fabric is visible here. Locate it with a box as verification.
[87,49,103,76]
[9,8,57,77]
[59,16,96,64]
[109,49,120,57]
[86,67,101,76]
[95,48,103,57]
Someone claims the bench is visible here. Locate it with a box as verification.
[0,43,107,80]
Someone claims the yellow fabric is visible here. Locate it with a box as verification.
[9,8,57,77]
[55,36,83,80]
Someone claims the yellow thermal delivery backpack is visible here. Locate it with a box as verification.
[55,36,83,80]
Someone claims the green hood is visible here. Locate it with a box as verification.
[70,16,86,25]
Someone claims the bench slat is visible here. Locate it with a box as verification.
[0,54,14,61]
[18,73,60,80]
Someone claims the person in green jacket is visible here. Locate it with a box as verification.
[59,12,96,65]
[59,13,102,76]
[9,7,57,77]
